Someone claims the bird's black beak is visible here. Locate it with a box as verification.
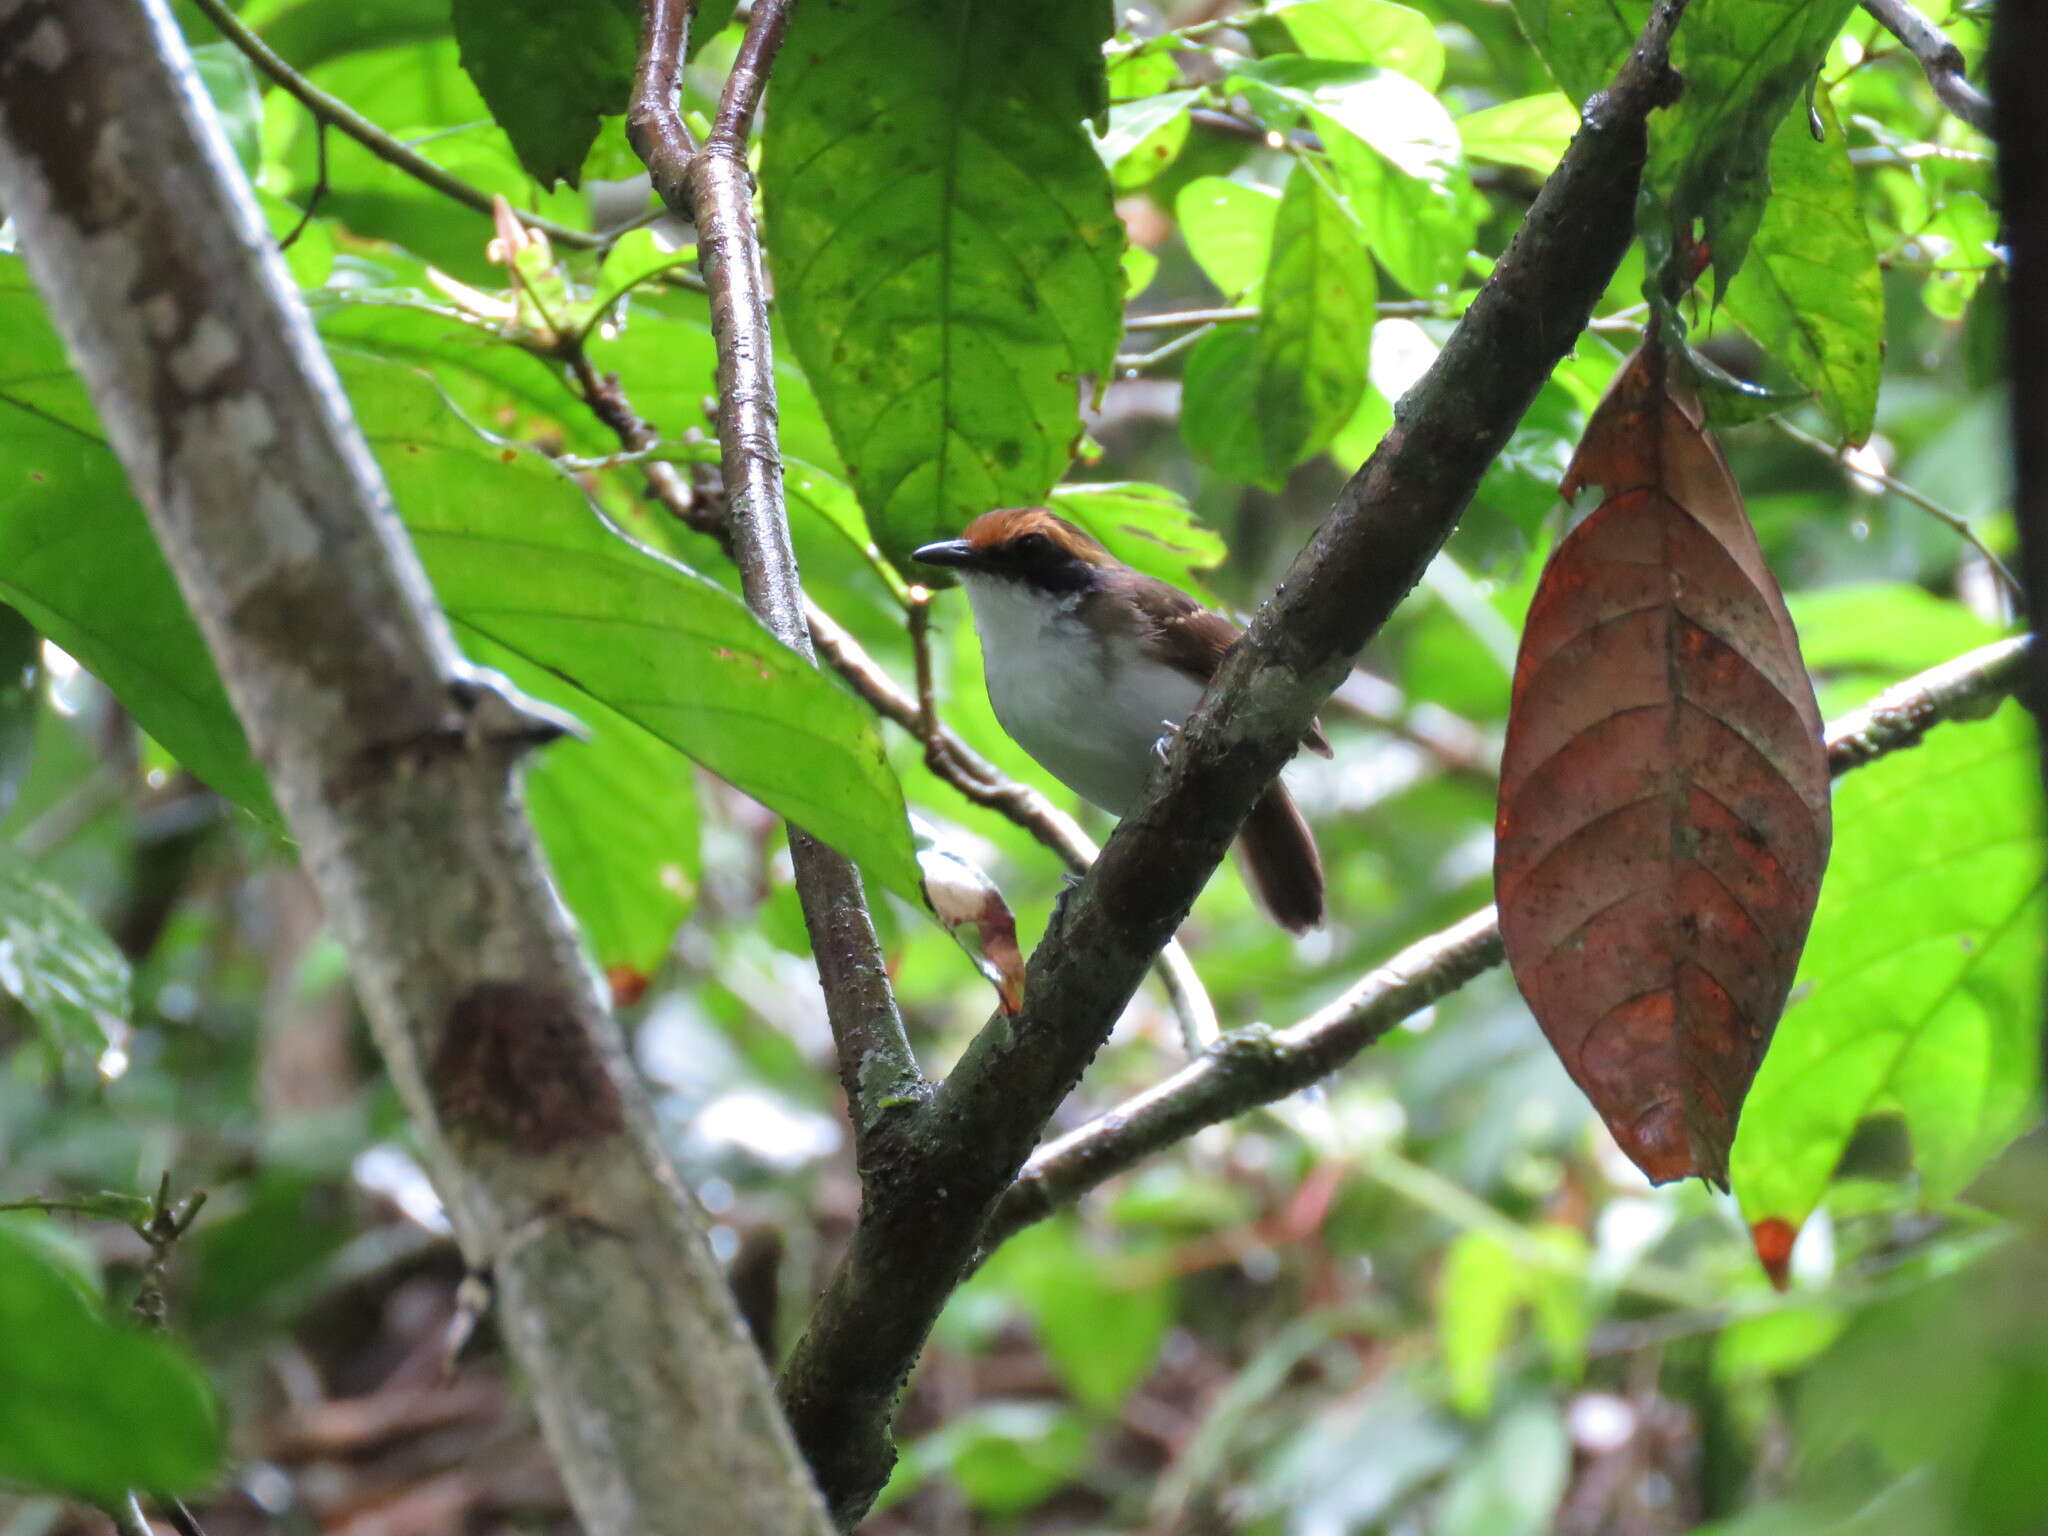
[911,538,978,569]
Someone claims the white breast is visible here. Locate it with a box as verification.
[962,574,1206,816]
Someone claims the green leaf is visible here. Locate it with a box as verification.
[1233,56,1477,297]
[762,0,1125,569]
[1723,93,1883,445]
[0,1219,222,1503]
[1184,161,1375,486]
[0,261,270,812]
[1436,1229,1521,1416]
[1274,0,1446,88]
[1048,482,1226,595]
[1436,1400,1571,1536]
[1176,177,1282,299]
[1788,584,2001,682]
[897,1403,1090,1518]
[450,0,639,188]
[1094,90,1199,190]
[337,351,924,908]
[0,845,132,1068]
[979,1221,1170,1415]
[1457,92,1580,176]
[474,634,699,977]
[1508,0,1639,105]
[1646,0,1861,293]
[1731,702,2045,1228]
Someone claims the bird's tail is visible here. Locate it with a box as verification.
[1237,781,1324,933]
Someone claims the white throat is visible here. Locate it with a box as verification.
[959,572,1205,816]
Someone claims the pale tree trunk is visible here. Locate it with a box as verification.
[0,1,833,1530]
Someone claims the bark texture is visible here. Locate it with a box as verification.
[0,3,832,1531]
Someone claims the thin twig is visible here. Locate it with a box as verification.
[1773,416,2022,597]
[629,0,924,1149]
[276,120,327,252]
[183,0,605,249]
[1859,0,1993,132]
[983,634,2032,1246]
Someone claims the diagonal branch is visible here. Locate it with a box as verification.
[183,0,609,251]
[1860,0,1992,133]
[773,1,1690,1522]
[627,0,924,1143]
[983,634,2033,1248]
[0,2,831,1532]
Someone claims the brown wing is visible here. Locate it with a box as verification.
[1116,571,1333,758]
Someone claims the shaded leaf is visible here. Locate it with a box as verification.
[1508,0,1638,105]
[1645,0,1860,292]
[1049,481,1226,595]
[1495,345,1832,1185]
[1731,702,2043,1230]
[1437,1229,1519,1416]
[450,0,638,188]
[762,0,1125,569]
[338,351,925,906]
[0,261,270,812]
[0,846,131,1068]
[0,606,37,820]
[1724,93,1883,445]
[0,1219,222,1503]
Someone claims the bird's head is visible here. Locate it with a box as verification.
[911,508,1111,594]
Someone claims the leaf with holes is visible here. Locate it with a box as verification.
[762,0,1125,570]
[1494,345,1832,1185]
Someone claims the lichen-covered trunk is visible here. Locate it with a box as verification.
[0,2,832,1530]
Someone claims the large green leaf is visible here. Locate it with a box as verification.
[1508,0,1638,105]
[337,350,923,907]
[0,263,270,812]
[1646,0,1860,292]
[1181,162,1375,485]
[1047,482,1225,596]
[1274,0,1446,88]
[1731,702,2045,1228]
[0,257,918,965]
[0,845,132,1069]
[1724,94,1883,446]
[761,0,1125,569]
[450,0,638,187]
[0,1219,222,1503]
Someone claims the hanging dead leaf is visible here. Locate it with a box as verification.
[1494,343,1831,1186]
[915,821,1027,1015]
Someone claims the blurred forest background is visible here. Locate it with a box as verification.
[1,0,2042,1532]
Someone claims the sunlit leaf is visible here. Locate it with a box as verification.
[1457,92,1580,176]
[1732,703,2045,1228]
[1274,0,1446,88]
[1176,177,1282,299]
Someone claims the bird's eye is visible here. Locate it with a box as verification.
[1014,533,1054,557]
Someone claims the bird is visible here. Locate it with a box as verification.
[912,507,1328,932]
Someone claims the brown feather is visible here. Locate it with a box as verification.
[1238,782,1325,932]
[1098,566,1331,757]
[961,507,1109,563]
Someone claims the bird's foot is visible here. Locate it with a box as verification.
[1050,870,1085,930]
[1152,718,1181,766]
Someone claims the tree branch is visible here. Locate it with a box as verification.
[983,634,2033,1246]
[773,2,1689,1521]
[182,0,608,251]
[1860,0,1992,134]
[0,4,832,1532]
[626,0,924,1141]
